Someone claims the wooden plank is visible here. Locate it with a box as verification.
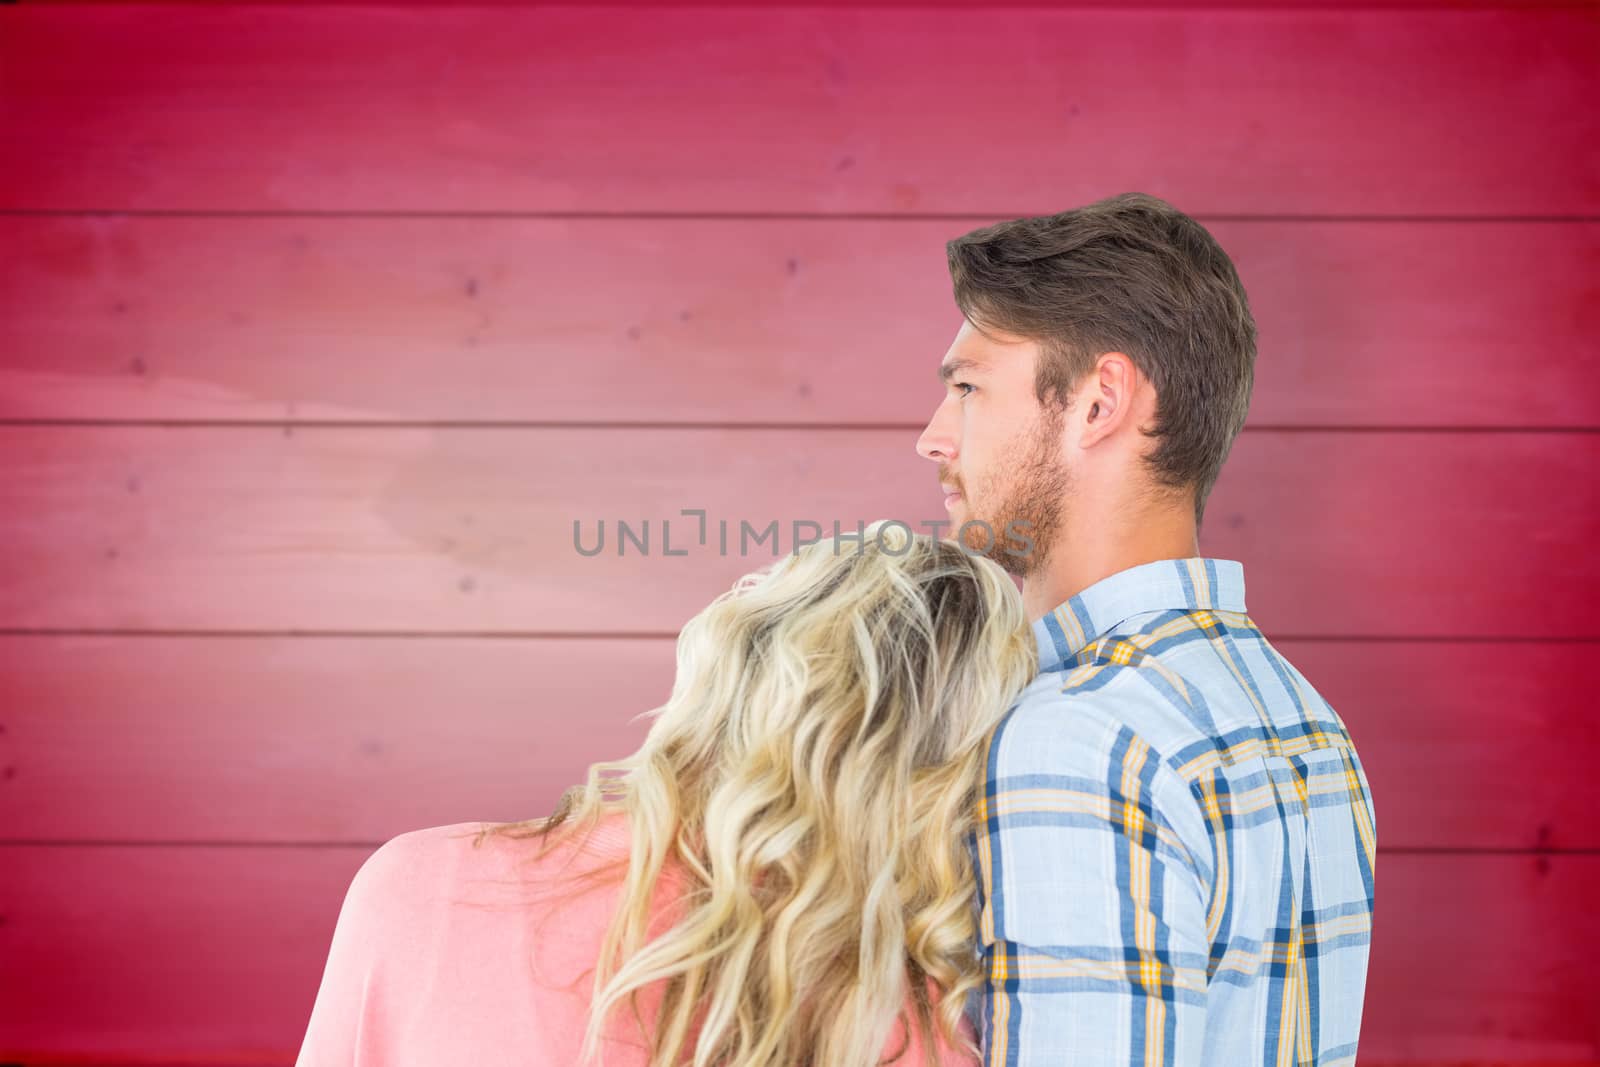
[0,848,1593,1062]
[20,0,1599,8]
[1284,642,1600,853]
[0,637,1594,852]
[1,7,1594,215]
[0,427,1592,638]
[0,843,358,1062]
[0,635,677,845]
[2,216,1594,429]
[1359,856,1600,1063]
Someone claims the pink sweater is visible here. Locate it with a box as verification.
[295,814,978,1066]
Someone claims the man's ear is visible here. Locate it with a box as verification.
[1077,352,1138,447]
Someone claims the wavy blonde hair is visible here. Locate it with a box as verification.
[477,520,1037,1067]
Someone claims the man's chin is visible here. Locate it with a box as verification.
[953,508,993,551]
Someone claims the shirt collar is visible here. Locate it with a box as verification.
[1032,557,1247,672]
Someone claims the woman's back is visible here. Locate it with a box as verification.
[297,524,1033,1066]
[295,813,976,1066]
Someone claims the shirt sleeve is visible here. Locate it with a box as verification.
[974,685,1212,1065]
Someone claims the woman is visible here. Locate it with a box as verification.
[296,521,1037,1067]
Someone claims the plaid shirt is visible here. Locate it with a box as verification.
[973,558,1376,1066]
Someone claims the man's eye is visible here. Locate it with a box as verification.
[955,382,975,397]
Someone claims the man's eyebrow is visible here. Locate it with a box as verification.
[939,358,983,383]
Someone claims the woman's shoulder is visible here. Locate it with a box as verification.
[346,821,491,897]
[347,814,638,909]
[325,815,639,993]
[327,822,488,940]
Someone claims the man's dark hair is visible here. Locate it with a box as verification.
[946,191,1257,526]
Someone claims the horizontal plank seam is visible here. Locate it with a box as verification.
[0,209,1597,224]
[3,1,1600,11]
[12,0,1588,8]
[2,420,1597,434]
[0,840,1594,854]
[0,629,1595,642]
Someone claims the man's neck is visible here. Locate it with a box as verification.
[1022,505,1201,621]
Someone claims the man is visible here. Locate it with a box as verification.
[916,192,1376,1065]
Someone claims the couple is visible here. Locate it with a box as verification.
[296,193,1376,1066]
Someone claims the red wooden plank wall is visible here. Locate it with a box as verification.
[1,4,1597,1064]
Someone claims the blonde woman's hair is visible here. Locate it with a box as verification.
[478,520,1037,1067]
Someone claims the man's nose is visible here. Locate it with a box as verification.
[915,401,956,463]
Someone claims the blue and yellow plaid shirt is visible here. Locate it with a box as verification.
[974,558,1376,1065]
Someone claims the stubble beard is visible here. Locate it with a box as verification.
[960,404,1071,578]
